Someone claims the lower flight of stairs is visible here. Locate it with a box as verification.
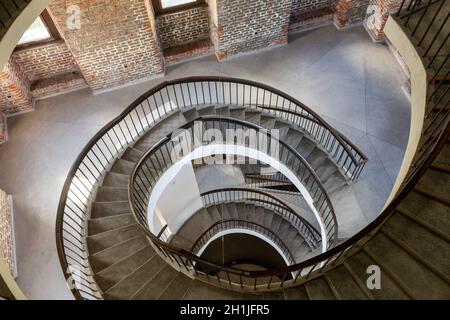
[290,136,450,299]
[170,202,317,263]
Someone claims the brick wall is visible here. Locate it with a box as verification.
[0,40,85,123]
[213,0,292,60]
[157,5,210,49]
[49,0,164,91]
[364,0,402,41]
[0,189,15,276]
[206,0,219,48]
[12,41,80,81]
[30,71,88,99]
[291,0,331,16]
[334,0,370,28]
[0,60,33,116]
[0,115,6,143]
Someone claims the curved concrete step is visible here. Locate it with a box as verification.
[260,114,277,128]
[304,277,336,300]
[382,213,450,280]
[91,201,131,219]
[343,251,409,299]
[87,224,143,254]
[95,245,155,292]
[244,110,261,125]
[175,208,215,244]
[95,187,129,202]
[415,168,450,205]
[157,272,194,300]
[103,172,129,188]
[121,147,144,163]
[133,111,185,152]
[398,191,450,239]
[111,159,135,175]
[228,107,246,120]
[324,265,368,299]
[365,233,449,299]
[89,235,150,273]
[197,105,216,116]
[104,254,166,300]
[131,265,179,299]
[88,213,136,236]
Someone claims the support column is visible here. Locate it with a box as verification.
[334,0,371,29]
[0,59,33,118]
[210,0,291,61]
[0,115,6,144]
[364,0,402,42]
[48,0,165,92]
[0,189,16,277]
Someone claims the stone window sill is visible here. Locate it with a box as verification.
[154,2,208,17]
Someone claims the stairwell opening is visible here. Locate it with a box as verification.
[145,144,330,253]
[199,233,289,272]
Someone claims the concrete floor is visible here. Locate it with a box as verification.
[0,25,410,299]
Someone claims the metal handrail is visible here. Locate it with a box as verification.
[130,115,337,242]
[57,76,362,298]
[133,124,449,289]
[129,115,339,290]
[244,172,294,188]
[255,105,368,179]
[190,219,297,267]
[199,187,321,249]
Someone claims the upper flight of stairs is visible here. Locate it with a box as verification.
[293,137,450,299]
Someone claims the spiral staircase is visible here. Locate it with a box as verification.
[78,98,448,299]
[0,0,449,300]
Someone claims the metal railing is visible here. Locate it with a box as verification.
[130,116,337,246]
[255,105,367,180]
[190,219,297,268]
[137,121,448,293]
[56,77,358,299]
[200,188,321,249]
[244,172,295,189]
[129,115,339,290]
